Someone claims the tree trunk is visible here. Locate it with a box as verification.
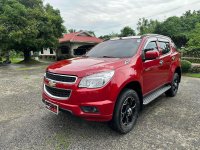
[24,50,31,62]
[5,51,11,64]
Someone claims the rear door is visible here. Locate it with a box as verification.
[157,38,172,84]
[143,38,162,94]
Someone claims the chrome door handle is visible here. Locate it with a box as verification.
[159,60,164,65]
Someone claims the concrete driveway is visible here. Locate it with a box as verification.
[0,65,200,150]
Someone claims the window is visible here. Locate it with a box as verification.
[50,49,54,54]
[74,45,94,56]
[60,46,70,54]
[86,39,141,58]
[159,41,170,55]
[41,49,44,54]
[145,41,158,50]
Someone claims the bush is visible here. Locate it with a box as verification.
[181,60,192,72]
[182,57,200,63]
[190,65,200,73]
[181,48,200,58]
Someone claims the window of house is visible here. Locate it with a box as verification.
[60,46,70,54]
[159,41,170,55]
[50,49,54,54]
[74,45,94,56]
[41,49,44,54]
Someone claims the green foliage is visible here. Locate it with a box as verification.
[184,73,200,78]
[182,57,200,63]
[120,26,136,37]
[0,0,66,61]
[68,29,76,33]
[181,60,192,72]
[99,32,120,40]
[181,47,200,58]
[190,65,200,73]
[137,10,200,49]
[187,23,200,49]
[137,18,160,35]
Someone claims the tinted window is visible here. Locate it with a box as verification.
[86,39,141,58]
[145,41,158,50]
[159,41,170,55]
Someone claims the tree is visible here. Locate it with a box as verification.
[187,23,200,49]
[99,32,120,40]
[120,26,136,37]
[137,18,160,35]
[88,30,96,37]
[137,10,200,48]
[0,0,65,62]
[68,29,76,33]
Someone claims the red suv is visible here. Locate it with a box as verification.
[42,34,181,133]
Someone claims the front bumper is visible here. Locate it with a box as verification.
[42,78,115,121]
[42,96,113,121]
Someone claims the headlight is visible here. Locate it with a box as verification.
[79,70,115,88]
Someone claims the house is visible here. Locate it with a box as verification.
[39,31,103,60]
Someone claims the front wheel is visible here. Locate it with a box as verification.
[110,89,140,134]
[165,73,180,97]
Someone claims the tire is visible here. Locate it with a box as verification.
[165,73,180,97]
[110,89,140,134]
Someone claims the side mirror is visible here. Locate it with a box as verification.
[145,50,159,60]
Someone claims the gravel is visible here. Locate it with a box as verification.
[0,65,200,150]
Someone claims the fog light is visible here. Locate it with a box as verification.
[81,106,99,113]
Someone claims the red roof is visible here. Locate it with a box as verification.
[59,32,103,43]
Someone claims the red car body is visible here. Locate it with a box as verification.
[42,34,181,122]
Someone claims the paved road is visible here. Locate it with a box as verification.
[0,65,200,150]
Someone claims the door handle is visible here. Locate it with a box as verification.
[159,60,164,65]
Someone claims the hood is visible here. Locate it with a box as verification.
[47,57,129,77]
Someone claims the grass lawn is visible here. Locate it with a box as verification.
[11,58,23,64]
[1,57,23,64]
[183,73,200,78]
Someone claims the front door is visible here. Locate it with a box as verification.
[143,39,162,95]
[157,39,172,85]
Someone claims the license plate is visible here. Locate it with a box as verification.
[45,100,59,115]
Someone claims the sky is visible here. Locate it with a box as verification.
[44,0,200,36]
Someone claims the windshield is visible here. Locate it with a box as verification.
[86,38,141,58]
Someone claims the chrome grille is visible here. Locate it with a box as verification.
[46,72,77,84]
[44,85,71,100]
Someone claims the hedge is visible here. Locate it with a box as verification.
[182,57,200,64]
[181,60,192,73]
[190,65,200,73]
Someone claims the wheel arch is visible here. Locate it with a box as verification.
[117,81,143,110]
[175,67,181,82]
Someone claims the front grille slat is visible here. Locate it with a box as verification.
[46,72,77,83]
[45,85,71,98]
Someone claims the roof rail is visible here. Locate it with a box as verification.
[141,34,171,40]
[110,36,142,41]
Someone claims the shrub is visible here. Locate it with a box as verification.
[190,65,200,73]
[181,48,200,58]
[182,57,200,63]
[181,60,192,72]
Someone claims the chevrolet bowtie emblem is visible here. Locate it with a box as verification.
[48,80,56,87]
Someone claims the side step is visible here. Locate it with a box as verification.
[143,85,171,105]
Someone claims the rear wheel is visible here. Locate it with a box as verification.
[165,73,180,97]
[110,89,140,134]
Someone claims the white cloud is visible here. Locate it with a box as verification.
[44,0,200,36]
